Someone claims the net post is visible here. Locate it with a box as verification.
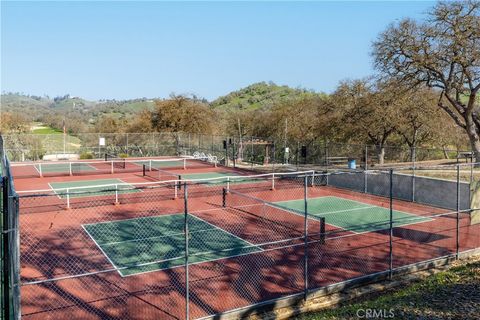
[222,188,227,207]
[115,184,119,205]
[143,164,146,177]
[174,179,178,199]
[303,174,309,299]
[388,169,393,280]
[66,188,70,209]
[271,173,275,190]
[69,162,73,176]
[319,217,325,244]
[456,164,460,259]
[183,182,190,320]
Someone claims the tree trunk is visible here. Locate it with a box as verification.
[376,144,385,165]
[442,146,450,159]
[173,133,181,156]
[465,118,480,166]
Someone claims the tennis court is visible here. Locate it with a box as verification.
[272,196,432,233]
[82,213,261,276]
[49,178,139,198]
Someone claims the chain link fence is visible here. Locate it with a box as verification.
[1,135,21,320]
[1,134,480,319]
[2,133,471,169]
[0,133,480,319]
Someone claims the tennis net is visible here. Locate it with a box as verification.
[143,164,182,185]
[10,157,217,179]
[222,189,325,243]
[105,153,126,169]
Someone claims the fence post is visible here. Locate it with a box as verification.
[250,136,254,170]
[2,176,10,319]
[412,147,416,202]
[389,169,393,280]
[184,182,190,320]
[126,133,129,156]
[303,175,309,299]
[325,141,329,185]
[364,145,368,193]
[456,165,460,259]
[470,153,474,184]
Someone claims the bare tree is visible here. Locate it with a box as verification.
[373,1,480,160]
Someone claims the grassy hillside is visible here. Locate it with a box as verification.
[210,82,324,110]
[1,93,156,127]
[93,99,156,120]
[1,93,51,121]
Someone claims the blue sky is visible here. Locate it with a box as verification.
[1,1,434,101]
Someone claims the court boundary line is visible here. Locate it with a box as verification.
[47,182,62,200]
[82,213,263,278]
[81,224,124,277]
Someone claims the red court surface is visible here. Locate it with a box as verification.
[12,161,480,319]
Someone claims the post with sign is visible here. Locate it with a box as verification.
[99,137,105,158]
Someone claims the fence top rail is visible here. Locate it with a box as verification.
[9,156,206,166]
[381,162,480,171]
[16,170,315,195]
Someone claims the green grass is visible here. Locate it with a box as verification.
[297,258,480,320]
[83,214,261,276]
[31,127,63,134]
[29,123,82,153]
[273,196,431,233]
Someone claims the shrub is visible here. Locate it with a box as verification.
[79,152,94,159]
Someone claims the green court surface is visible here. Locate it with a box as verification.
[273,196,432,233]
[36,162,98,173]
[182,172,265,185]
[49,178,139,198]
[83,214,261,276]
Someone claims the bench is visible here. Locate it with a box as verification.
[326,156,349,166]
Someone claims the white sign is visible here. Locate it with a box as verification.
[99,137,105,146]
[285,147,290,153]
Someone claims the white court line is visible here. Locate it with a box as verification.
[47,182,62,200]
[81,224,124,277]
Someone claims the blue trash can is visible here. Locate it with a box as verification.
[348,158,356,169]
